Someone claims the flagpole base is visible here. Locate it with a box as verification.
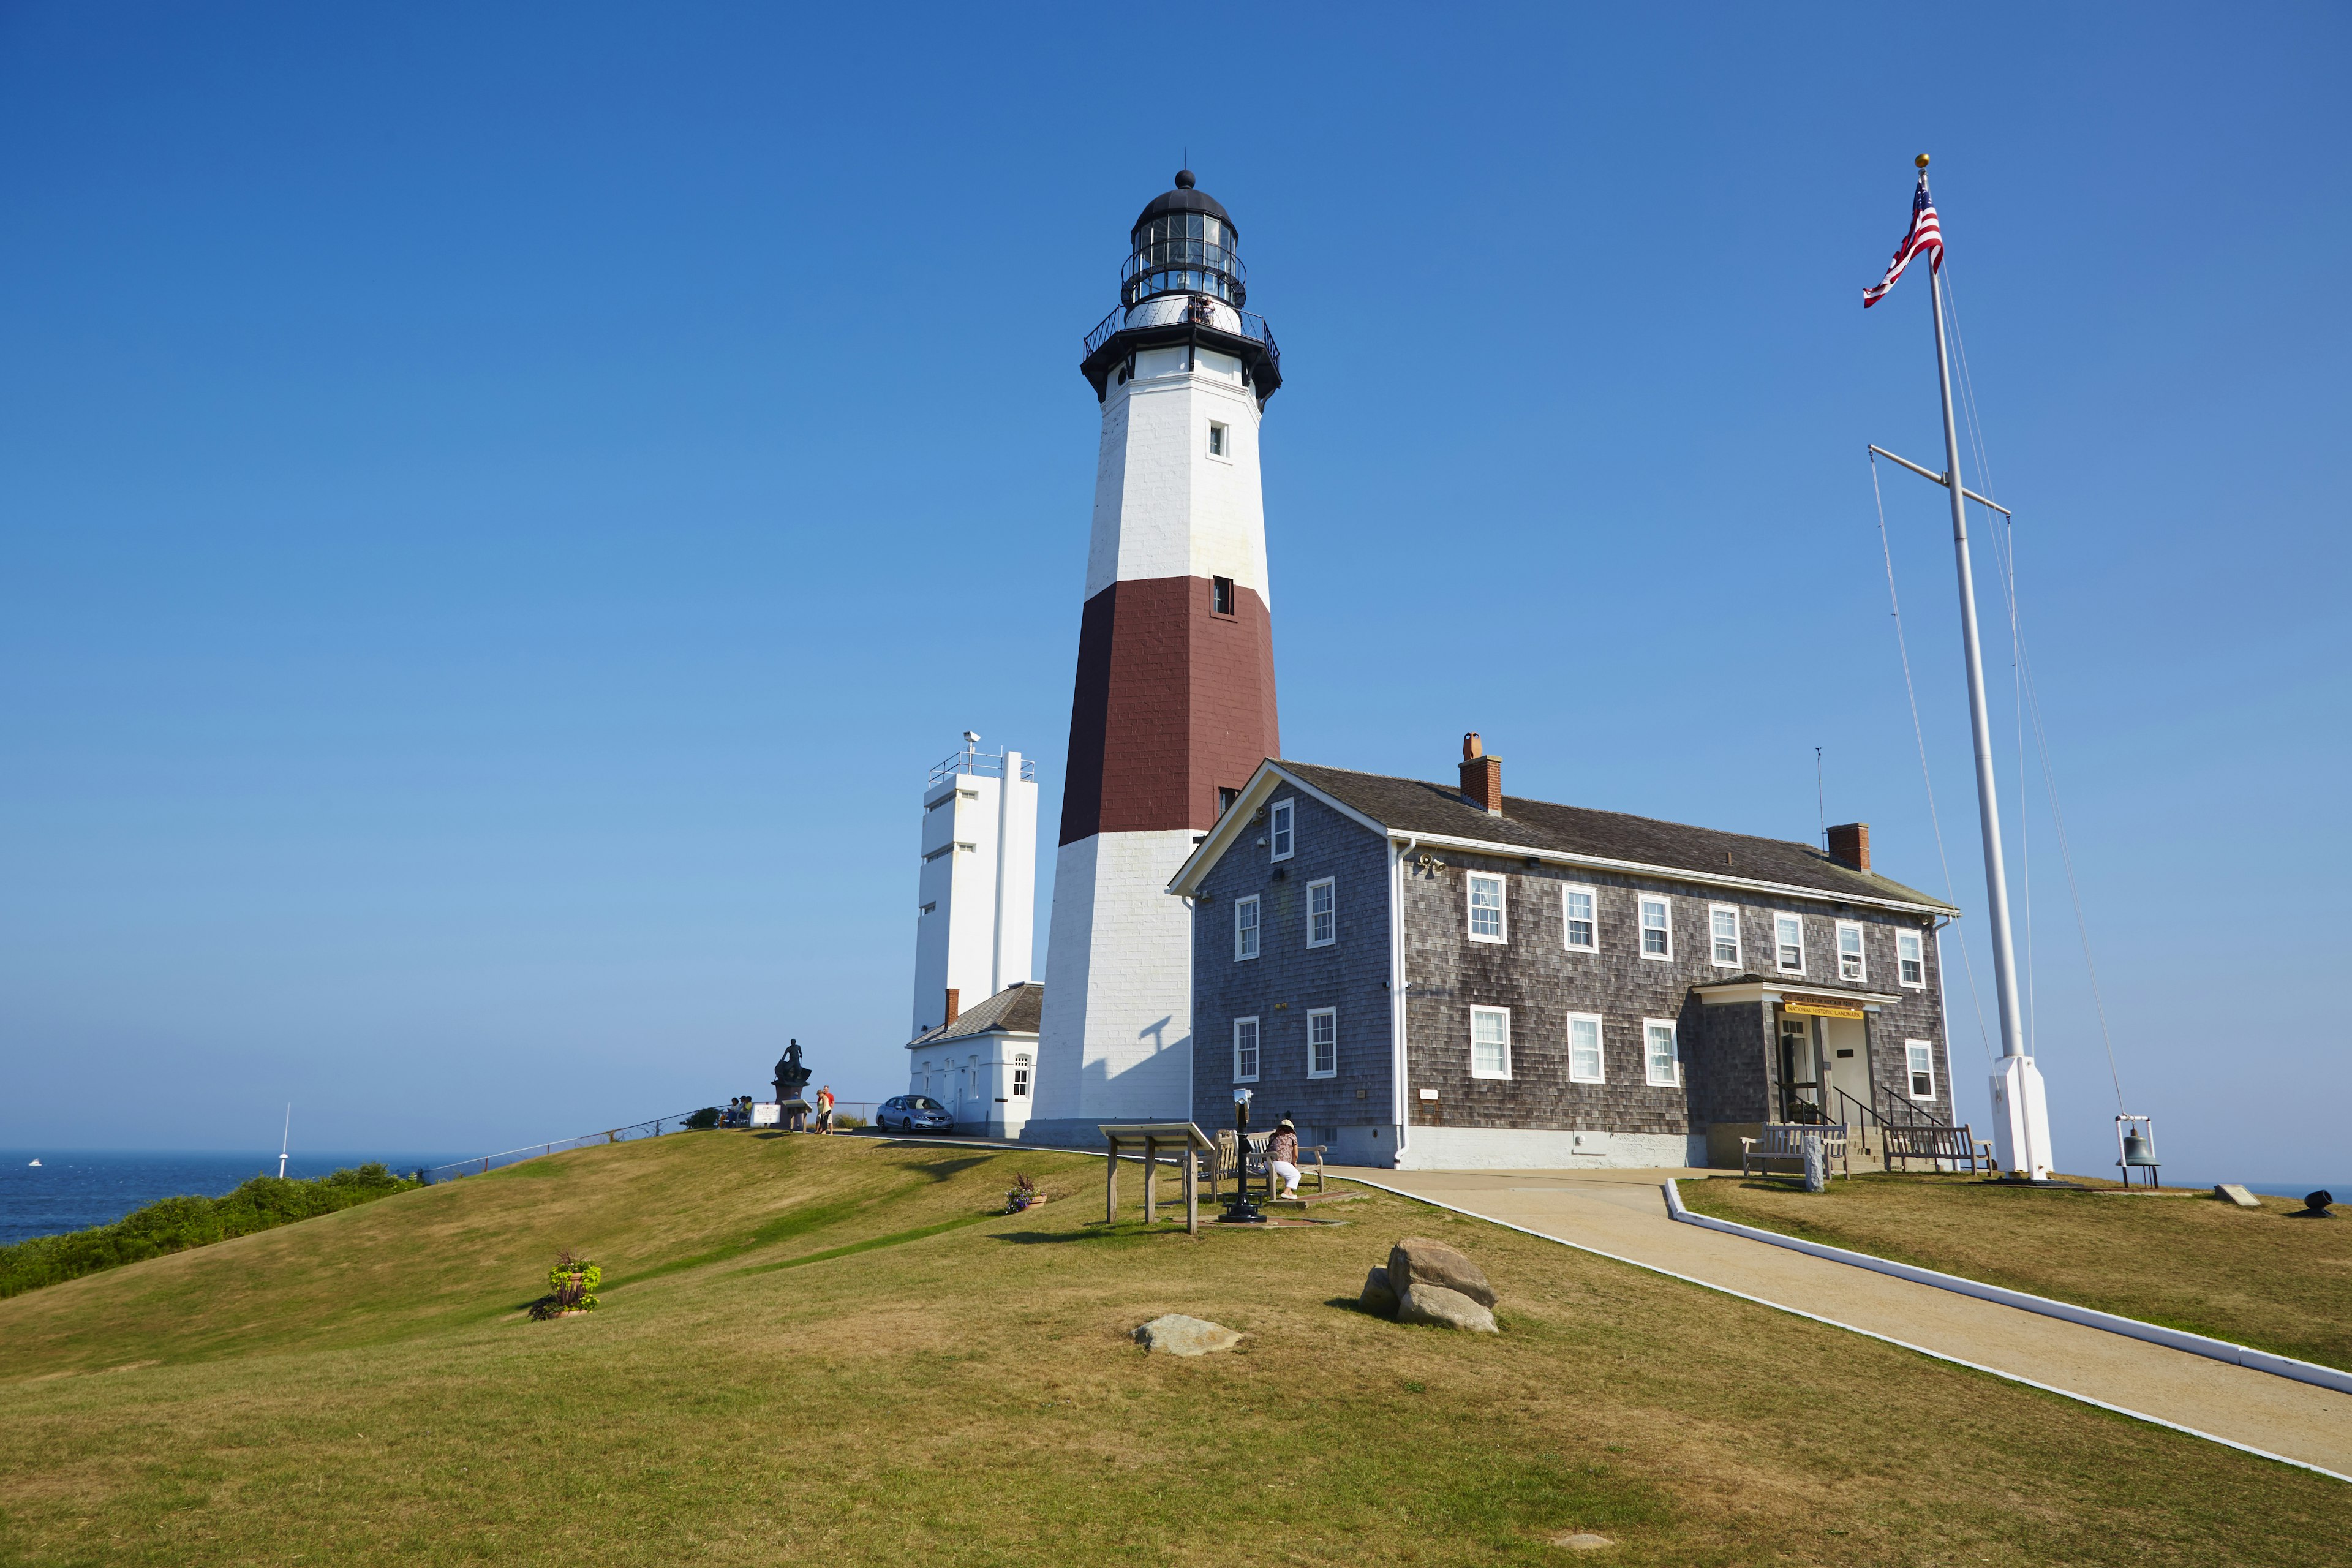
[1989,1056,2054,1181]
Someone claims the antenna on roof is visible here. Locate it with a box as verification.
[1815,747,1826,849]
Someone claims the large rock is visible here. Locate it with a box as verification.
[1397,1281,1498,1333]
[1389,1237,1496,1309]
[2214,1183,2262,1209]
[1360,1265,1398,1317]
[1133,1314,1242,1356]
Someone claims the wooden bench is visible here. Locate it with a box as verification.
[1741,1123,1852,1180]
[1881,1123,1993,1173]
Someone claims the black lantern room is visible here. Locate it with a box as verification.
[1080,170,1282,407]
[1123,170,1245,310]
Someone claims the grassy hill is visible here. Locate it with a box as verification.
[0,1132,2340,1567]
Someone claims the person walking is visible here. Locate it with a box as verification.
[1267,1118,1303,1200]
[816,1085,837,1135]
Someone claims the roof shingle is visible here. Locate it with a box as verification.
[1276,761,1954,912]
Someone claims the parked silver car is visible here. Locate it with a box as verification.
[877,1095,953,1135]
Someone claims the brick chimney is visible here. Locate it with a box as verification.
[943,987,960,1027]
[1458,732,1502,816]
[1826,822,1871,873]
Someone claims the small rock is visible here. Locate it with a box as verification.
[1389,1237,1496,1308]
[1552,1532,1615,1551]
[1396,1281,1498,1333]
[1360,1265,1398,1317]
[1133,1314,1242,1356]
[2214,1183,2262,1209]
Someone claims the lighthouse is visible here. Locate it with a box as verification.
[1025,171,1284,1145]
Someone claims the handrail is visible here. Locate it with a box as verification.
[1082,302,1280,364]
[417,1098,886,1183]
[420,1109,707,1182]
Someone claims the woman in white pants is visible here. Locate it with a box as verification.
[1267,1118,1303,1199]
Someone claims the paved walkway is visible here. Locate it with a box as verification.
[1334,1164,2352,1481]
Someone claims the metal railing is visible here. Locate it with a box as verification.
[1082,303,1280,368]
[927,748,1037,788]
[418,1100,886,1182]
[419,1110,706,1182]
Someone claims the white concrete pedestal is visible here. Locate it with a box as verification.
[1989,1055,2054,1180]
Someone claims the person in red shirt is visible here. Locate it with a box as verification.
[816,1085,836,1134]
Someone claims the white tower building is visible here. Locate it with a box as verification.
[1024,171,1283,1145]
[911,734,1038,1038]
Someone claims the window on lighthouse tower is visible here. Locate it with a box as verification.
[1212,576,1235,616]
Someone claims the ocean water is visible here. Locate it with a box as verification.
[0,1150,462,1246]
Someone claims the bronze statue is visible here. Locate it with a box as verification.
[773,1039,813,1131]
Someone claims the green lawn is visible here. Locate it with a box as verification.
[0,1133,2343,1567]
[1679,1171,2352,1371]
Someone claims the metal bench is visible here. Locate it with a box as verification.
[1741,1123,1852,1179]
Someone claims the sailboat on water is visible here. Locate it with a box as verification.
[26,1158,39,1167]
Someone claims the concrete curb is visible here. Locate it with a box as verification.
[1328,1172,2349,1486]
[1663,1179,2352,1398]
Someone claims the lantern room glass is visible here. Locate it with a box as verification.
[1123,209,1246,309]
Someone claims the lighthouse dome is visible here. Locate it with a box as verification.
[1122,170,1245,311]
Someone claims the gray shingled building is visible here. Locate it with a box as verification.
[1167,738,1961,1169]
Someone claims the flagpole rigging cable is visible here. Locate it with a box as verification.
[1870,451,1996,1064]
[1941,270,2128,1112]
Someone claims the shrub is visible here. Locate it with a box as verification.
[684,1107,722,1130]
[832,1114,866,1130]
[0,1163,421,1300]
[527,1250,603,1320]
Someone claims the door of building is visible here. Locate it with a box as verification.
[1777,1014,1820,1122]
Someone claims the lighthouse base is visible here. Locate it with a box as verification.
[1988,1055,2054,1181]
[1024,829,1199,1145]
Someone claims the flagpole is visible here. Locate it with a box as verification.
[1918,154,2050,1178]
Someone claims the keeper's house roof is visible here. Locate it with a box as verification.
[1170,761,1958,918]
[906,981,1044,1051]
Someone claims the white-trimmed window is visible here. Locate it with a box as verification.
[1638,895,1672,960]
[1208,420,1229,458]
[1233,1017,1260,1082]
[1837,921,1866,982]
[1774,913,1805,974]
[1644,1018,1681,1087]
[1897,929,1926,989]
[1269,799,1294,861]
[1468,873,1507,943]
[1012,1055,1031,1097]
[1561,884,1597,952]
[1905,1039,1937,1101]
[1708,904,1741,967]
[1470,1006,1512,1079]
[1306,877,1335,946]
[1235,895,1261,960]
[1307,1008,1338,1078]
[1567,1012,1605,1084]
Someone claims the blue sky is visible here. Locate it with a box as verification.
[2,4,2344,1182]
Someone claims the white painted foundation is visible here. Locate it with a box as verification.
[1395,1127,1708,1171]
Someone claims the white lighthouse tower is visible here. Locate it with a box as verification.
[911,733,1038,1038]
[1025,171,1284,1145]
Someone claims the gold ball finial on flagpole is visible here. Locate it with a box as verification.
[1916,153,1931,168]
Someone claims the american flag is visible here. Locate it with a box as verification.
[1862,172,1942,308]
